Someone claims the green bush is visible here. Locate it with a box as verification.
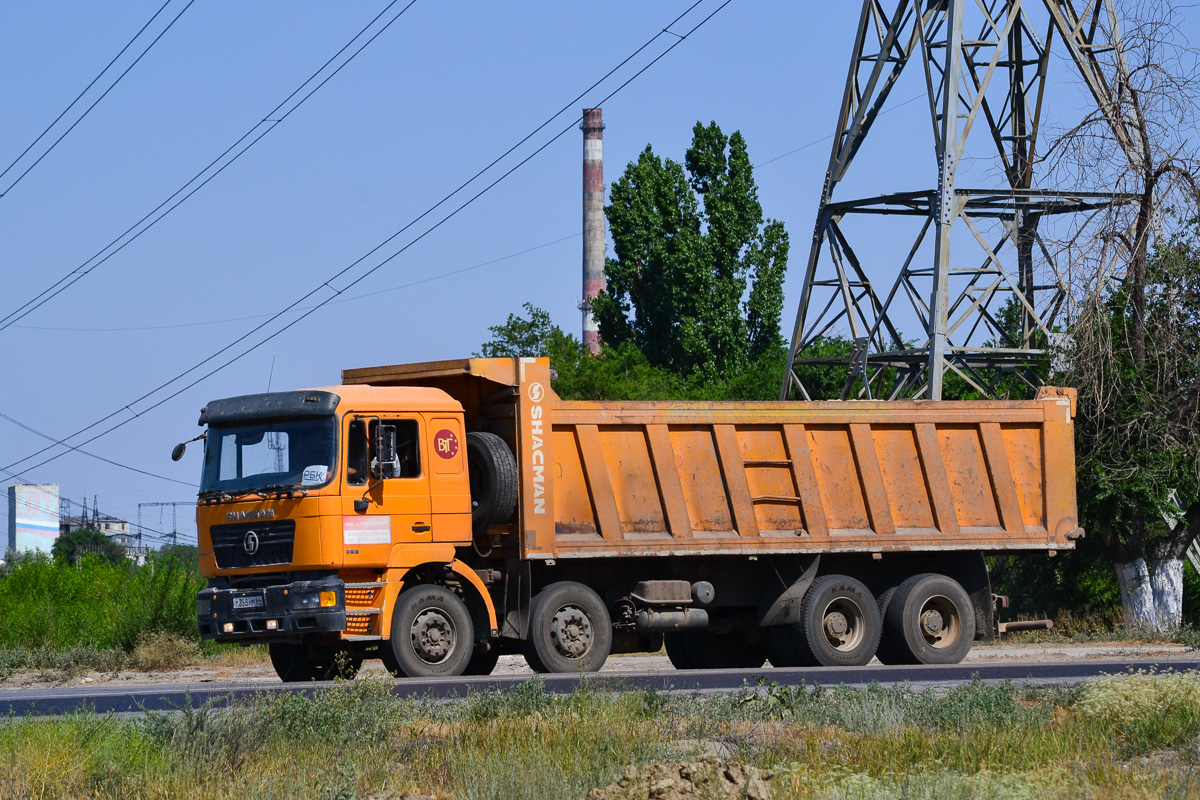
[0,552,204,652]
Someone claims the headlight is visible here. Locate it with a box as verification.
[292,592,322,610]
[197,594,212,616]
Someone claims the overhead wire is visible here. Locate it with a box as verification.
[0,409,196,487]
[11,233,581,333]
[0,0,175,185]
[0,465,191,545]
[1,0,730,480]
[0,0,420,333]
[0,0,197,197]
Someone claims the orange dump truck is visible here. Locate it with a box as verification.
[186,357,1081,680]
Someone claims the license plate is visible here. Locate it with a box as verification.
[232,595,264,610]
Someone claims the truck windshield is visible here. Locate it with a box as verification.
[201,417,337,495]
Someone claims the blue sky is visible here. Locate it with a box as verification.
[1,2,1195,545]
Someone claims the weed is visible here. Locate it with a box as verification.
[131,632,202,671]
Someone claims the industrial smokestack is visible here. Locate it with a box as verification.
[581,108,605,356]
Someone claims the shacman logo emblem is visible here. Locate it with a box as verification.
[527,382,545,403]
[243,531,260,555]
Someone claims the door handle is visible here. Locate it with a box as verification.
[412,524,430,533]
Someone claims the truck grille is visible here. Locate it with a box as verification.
[210,520,295,569]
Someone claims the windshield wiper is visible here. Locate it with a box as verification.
[252,484,307,499]
[198,489,232,501]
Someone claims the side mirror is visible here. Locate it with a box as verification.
[171,442,187,462]
[374,424,397,477]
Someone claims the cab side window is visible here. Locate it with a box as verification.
[345,418,420,484]
[382,419,421,479]
[347,419,369,486]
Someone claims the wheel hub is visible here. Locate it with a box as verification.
[549,604,592,659]
[921,609,945,636]
[824,612,849,638]
[820,598,864,651]
[411,609,455,663]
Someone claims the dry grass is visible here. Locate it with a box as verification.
[0,673,1197,799]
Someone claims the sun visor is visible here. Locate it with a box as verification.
[198,391,340,426]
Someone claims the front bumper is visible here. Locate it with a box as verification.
[197,578,346,642]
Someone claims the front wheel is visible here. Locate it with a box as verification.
[523,582,612,673]
[269,642,360,682]
[384,585,474,678]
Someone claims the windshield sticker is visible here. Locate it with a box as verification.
[343,516,391,545]
[301,465,329,486]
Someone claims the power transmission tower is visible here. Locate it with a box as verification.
[138,501,195,547]
[782,0,1141,401]
[267,432,286,473]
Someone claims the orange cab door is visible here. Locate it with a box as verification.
[341,416,432,567]
[425,415,472,544]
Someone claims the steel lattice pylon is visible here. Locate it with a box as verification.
[782,0,1143,401]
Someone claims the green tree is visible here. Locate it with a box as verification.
[51,527,126,565]
[1067,234,1200,630]
[593,122,789,381]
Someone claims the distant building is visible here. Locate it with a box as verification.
[59,513,130,539]
[7,484,60,554]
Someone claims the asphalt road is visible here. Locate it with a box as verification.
[4,656,1199,717]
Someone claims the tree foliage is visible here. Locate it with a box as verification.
[51,527,126,565]
[593,122,789,381]
[1069,234,1200,564]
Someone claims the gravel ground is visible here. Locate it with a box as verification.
[2,641,1193,691]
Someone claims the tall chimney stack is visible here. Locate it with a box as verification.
[581,108,605,356]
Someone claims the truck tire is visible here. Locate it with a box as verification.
[467,432,518,537]
[269,642,360,682]
[771,574,880,667]
[523,581,612,673]
[385,585,474,678]
[872,585,901,664]
[666,632,767,670]
[882,573,975,665]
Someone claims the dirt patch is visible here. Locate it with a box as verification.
[584,760,772,800]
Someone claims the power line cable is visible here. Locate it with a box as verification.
[12,232,581,332]
[0,0,176,184]
[1,0,730,479]
[0,0,419,333]
[0,0,196,197]
[753,92,927,169]
[0,466,189,544]
[0,409,196,487]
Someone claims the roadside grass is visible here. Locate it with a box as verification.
[0,553,203,652]
[986,608,1200,648]
[0,638,270,681]
[1,672,1198,799]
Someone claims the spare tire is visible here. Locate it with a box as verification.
[466,431,518,536]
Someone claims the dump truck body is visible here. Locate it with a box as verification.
[193,357,1079,679]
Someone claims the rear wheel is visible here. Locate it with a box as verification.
[882,573,975,665]
[770,575,880,667]
[523,582,612,673]
[385,585,474,677]
[665,631,767,670]
[872,585,901,664]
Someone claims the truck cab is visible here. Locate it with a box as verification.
[194,384,499,681]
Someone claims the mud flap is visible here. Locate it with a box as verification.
[756,555,821,626]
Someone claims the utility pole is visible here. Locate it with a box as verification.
[781,0,1141,401]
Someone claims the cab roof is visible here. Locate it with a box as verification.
[312,384,464,414]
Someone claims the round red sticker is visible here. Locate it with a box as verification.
[434,429,459,459]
